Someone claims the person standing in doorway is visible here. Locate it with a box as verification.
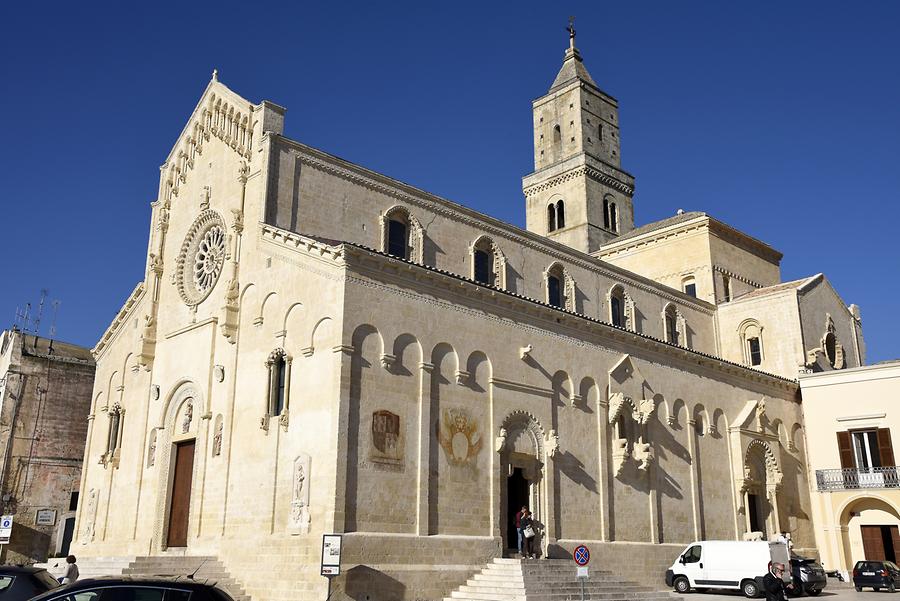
[62,556,79,584]
[521,510,536,559]
[514,506,527,557]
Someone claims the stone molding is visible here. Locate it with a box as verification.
[92,282,146,359]
[522,165,634,197]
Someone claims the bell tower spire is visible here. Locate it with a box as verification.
[522,22,635,253]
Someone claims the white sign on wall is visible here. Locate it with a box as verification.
[36,509,57,526]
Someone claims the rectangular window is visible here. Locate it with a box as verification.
[611,296,622,327]
[473,249,491,285]
[548,276,562,308]
[684,283,697,298]
[274,361,287,416]
[69,491,79,511]
[748,337,762,366]
[387,220,408,259]
[723,275,731,302]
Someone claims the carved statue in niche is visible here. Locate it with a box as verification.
[437,408,482,466]
[147,430,157,467]
[182,399,193,434]
[495,427,508,453]
[80,489,97,543]
[757,399,767,433]
[289,454,311,534]
[212,416,223,457]
[634,442,652,471]
[545,430,560,459]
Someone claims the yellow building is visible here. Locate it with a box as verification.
[800,361,900,576]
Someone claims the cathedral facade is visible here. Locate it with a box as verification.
[76,32,863,601]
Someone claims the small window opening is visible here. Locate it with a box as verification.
[748,337,762,366]
[387,219,409,259]
[556,200,565,229]
[547,204,556,232]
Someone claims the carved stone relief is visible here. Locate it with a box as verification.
[437,408,483,466]
[289,453,311,534]
[80,488,97,543]
[181,399,194,434]
[147,429,158,467]
[212,414,223,457]
[370,410,403,466]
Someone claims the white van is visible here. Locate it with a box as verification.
[665,540,791,597]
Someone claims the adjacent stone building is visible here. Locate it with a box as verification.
[0,329,94,563]
[75,29,863,601]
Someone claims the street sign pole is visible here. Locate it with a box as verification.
[573,544,591,601]
[321,534,342,601]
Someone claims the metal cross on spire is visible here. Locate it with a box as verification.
[567,16,576,50]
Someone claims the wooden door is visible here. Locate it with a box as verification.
[862,525,886,560]
[167,440,195,547]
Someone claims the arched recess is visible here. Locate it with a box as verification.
[344,324,384,532]
[465,350,492,393]
[281,301,304,347]
[258,291,279,328]
[152,380,208,551]
[789,423,803,453]
[545,262,575,312]
[835,495,900,572]
[308,316,335,356]
[389,333,422,376]
[670,398,686,430]
[738,439,783,539]
[497,410,548,554]
[551,370,573,407]
[578,377,600,410]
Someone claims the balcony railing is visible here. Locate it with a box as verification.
[816,467,900,491]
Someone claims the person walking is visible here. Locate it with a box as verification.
[520,510,536,559]
[763,562,792,601]
[514,506,527,557]
[62,555,79,584]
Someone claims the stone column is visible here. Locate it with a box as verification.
[416,362,434,535]
[687,418,701,540]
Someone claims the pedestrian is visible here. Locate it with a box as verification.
[763,562,792,601]
[62,555,79,584]
[514,505,527,557]
[521,510,536,559]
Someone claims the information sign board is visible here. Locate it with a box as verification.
[0,515,13,545]
[321,534,342,576]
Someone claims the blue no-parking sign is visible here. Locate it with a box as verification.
[573,544,590,566]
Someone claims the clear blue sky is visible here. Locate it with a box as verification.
[2,1,898,363]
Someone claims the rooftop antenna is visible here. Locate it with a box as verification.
[14,304,32,333]
[49,300,61,339]
[34,289,47,337]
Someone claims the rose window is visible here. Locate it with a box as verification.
[177,211,228,306]
[193,226,225,294]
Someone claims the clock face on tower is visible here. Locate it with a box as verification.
[176,210,226,306]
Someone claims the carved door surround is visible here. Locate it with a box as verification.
[729,399,785,540]
[496,411,553,557]
[152,380,210,551]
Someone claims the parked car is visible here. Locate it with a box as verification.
[789,556,826,596]
[0,566,61,600]
[665,540,791,598]
[30,576,236,601]
[852,560,900,592]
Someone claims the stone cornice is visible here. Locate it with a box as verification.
[522,164,634,197]
[713,265,763,290]
[92,282,146,360]
[339,242,797,395]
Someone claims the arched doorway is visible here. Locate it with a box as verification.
[498,412,546,557]
[840,497,900,569]
[153,382,206,550]
[739,439,783,539]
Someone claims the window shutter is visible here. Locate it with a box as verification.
[878,428,895,467]
[837,431,854,469]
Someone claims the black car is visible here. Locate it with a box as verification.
[790,556,826,596]
[0,566,61,600]
[852,560,900,592]
[30,576,236,601]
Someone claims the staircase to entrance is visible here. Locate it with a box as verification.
[446,558,681,601]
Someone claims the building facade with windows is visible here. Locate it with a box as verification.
[800,361,900,576]
[76,30,863,601]
[0,329,95,564]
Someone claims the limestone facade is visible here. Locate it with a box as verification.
[0,329,95,563]
[76,34,863,601]
[799,362,900,577]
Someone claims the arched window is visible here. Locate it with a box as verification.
[472,237,495,286]
[265,349,292,420]
[553,124,561,144]
[102,403,124,467]
[738,320,764,367]
[603,197,611,229]
[547,265,564,308]
[547,204,556,232]
[610,286,626,328]
[556,200,565,229]
[381,206,424,263]
[664,305,679,345]
[682,276,697,298]
[608,202,617,233]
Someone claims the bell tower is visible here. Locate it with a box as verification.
[523,21,635,253]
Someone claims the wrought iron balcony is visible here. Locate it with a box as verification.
[816,467,900,491]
